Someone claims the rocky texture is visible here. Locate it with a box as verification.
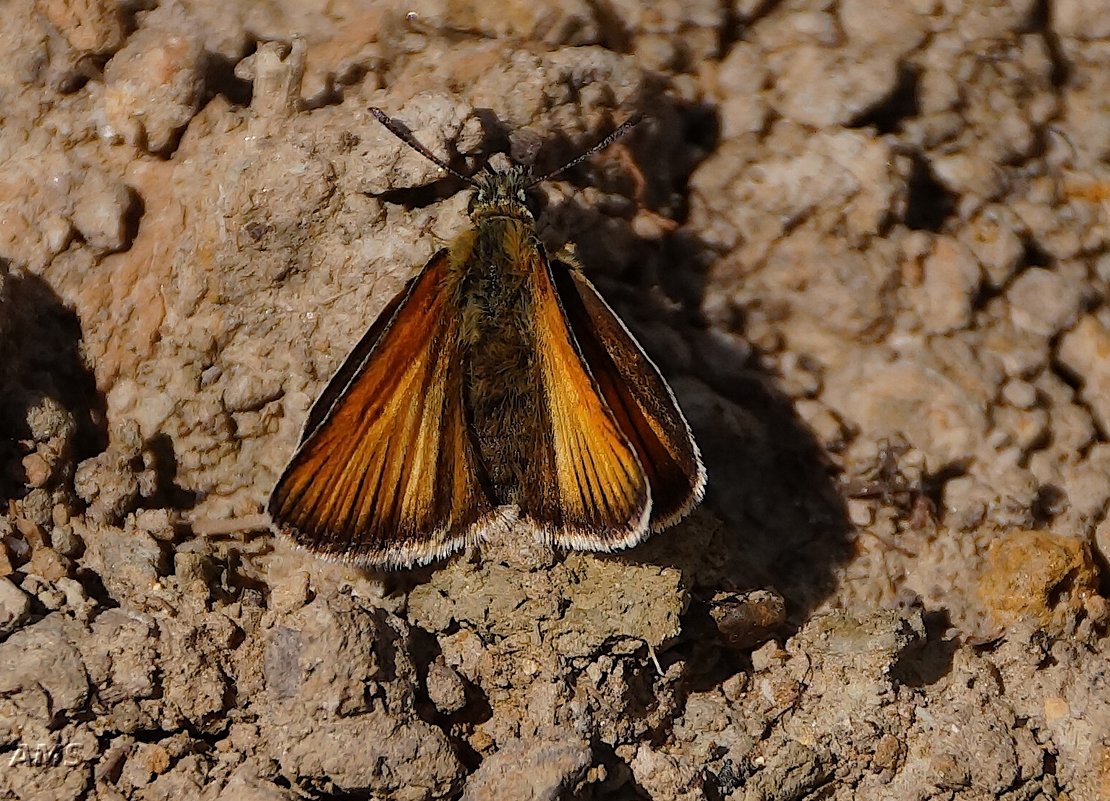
[1,1,1108,800]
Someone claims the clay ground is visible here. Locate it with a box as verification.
[1,0,1109,799]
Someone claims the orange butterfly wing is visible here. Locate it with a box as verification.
[268,249,497,567]
[510,228,652,550]
[551,258,705,530]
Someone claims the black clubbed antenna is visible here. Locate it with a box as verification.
[527,112,644,188]
[369,107,478,187]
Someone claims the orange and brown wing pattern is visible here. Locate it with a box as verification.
[517,235,651,549]
[268,250,496,567]
[551,259,705,531]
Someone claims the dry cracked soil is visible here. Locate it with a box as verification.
[1,1,1109,800]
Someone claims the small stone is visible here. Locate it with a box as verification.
[909,237,981,334]
[978,529,1099,636]
[27,546,73,582]
[55,576,90,608]
[174,552,217,592]
[749,640,786,672]
[771,44,902,129]
[14,516,47,548]
[50,525,84,558]
[709,590,787,650]
[216,761,297,801]
[99,5,205,152]
[134,508,176,540]
[872,734,904,773]
[1054,0,1110,39]
[960,205,1026,286]
[721,671,749,703]
[942,475,988,530]
[1007,268,1084,337]
[1001,379,1037,409]
[71,171,135,253]
[270,570,311,614]
[847,499,874,527]
[426,658,468,715]
[23,574,65,610]
[992,405,1048,453]
[460,737,592,801]
[931,152,1005,199]
[1058,316,1110,433]
[0,577,33,635]
[36,0,127,54]
[248,39,307,119]
[630,744,703,801]
[51,504,71,527]
[715,43,769,138]
[823,355,988,469]
[21,452,52,488]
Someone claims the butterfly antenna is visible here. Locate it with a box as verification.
[369,107,478,187]
[527,112,645,188]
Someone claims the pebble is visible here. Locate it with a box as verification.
[426,659,468,715]
[0,577,33,635]
[1007,268,1083,337]
[459,737,591,801]
[1057,315,1110,433]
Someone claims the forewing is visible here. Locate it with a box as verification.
[268,250,496,568]
[516,231,651,549]
[551,259,705,530]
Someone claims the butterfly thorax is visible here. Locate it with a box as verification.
[449,203,552,506]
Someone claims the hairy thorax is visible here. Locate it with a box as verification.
[451,216,549,502]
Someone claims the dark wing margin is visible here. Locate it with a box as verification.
[550,257,705,531]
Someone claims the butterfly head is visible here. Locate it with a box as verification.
[468,166,537,221]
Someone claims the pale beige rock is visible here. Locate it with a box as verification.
[0,578,33,635]
[460,737,591,801]
[216,762,297,801]
[70,169,135,253]
[1057,445,1110,532]
[714,42,769,138]
[931,151,1006,200]
[1054,0,1110,39]
[770,45,902,129]
[37,0,126,54]
[839,0,930,52]
[1058,315,1110,433]
[1061,60,1110,163]
[99,5,205,152]
[1007,267,1084,337]
[1000,378,1038,409]
[907,236,981,334]
[992,405,1048,454]
[823,354,988,468]
[958,205,1026,287]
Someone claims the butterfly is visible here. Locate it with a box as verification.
[267,108,705,568]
